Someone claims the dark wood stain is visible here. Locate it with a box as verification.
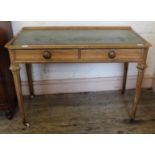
[0,21,17,117]
[0,89,155,134]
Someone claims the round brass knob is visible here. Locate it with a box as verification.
[108,49,116,59]
[43,50,51,59]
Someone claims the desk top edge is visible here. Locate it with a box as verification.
[5,26,152,49]
[22,26,132,30]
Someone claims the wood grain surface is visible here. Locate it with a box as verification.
[0,89,154,133]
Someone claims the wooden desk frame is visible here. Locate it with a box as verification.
[5,26,151,127]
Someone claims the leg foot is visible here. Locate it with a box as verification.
[129,118,135,123]
[23,121,30,128]
[121,91,124,94]
[30,95,35,99]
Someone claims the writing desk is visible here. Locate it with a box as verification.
[5,26,151,127]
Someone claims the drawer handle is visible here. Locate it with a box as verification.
[43,51,51,59]
[108,50,116,59]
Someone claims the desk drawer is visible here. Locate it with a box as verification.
[15,49,78,62]
[81,49,143,62]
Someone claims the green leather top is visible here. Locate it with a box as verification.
[12,29,145,45]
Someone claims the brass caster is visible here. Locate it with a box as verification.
[30,95,35,99]
[24,122,30,128]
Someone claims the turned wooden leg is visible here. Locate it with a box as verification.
[10,64,30,127]
[121,62,128,94]
[130,63,147,120]
[25,64,34,99]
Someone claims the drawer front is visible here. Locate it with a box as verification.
[81,49,143,62]
[15,49,78,62]
[14,48,143,63]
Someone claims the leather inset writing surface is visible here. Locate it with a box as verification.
[12,30,145,45]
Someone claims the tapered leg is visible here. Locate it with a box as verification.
[130,63,147,120]
[121,62,128,94]
[25,64,34,98]
[10,64,29,127]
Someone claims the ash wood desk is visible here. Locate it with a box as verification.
[5,26,151,127]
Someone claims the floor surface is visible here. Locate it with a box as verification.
[0,89,155,134]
